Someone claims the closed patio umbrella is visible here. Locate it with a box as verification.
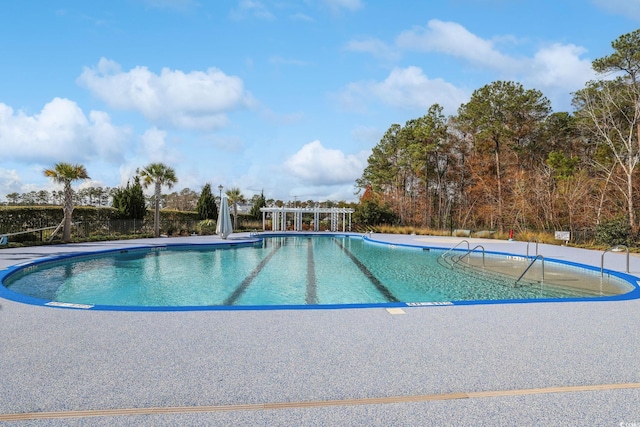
[216,195,233,239]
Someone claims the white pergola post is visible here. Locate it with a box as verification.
[260,206,354,233]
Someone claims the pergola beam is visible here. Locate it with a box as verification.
[260,207,354,232]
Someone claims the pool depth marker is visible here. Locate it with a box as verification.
[334,239,399,302]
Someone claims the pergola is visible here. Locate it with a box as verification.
[260,206,355,232]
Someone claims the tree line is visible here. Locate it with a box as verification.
[4,186,205,211]
[4,159,357,242]
[4,185,353,213]
[355,29,640,237]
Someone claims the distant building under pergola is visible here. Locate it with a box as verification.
[259,206,355,232]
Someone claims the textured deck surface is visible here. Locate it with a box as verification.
[1,233,639,426]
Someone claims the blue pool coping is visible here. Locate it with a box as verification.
[1,232,640,311]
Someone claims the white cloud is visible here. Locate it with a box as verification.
[260,108,304,125]
[343,37,400,61]
[140,127,176,164]
[283,183,357,201]
[527,43,595,89]
[592,0,640,20]
[0,98,130,164]
[290,12,313,22]
[516,43,596,111]
[118,164,140,188]
[77,58,254,130]
[336,66,468,114]
[323,0,363,12]
[230,0,275,20]
[78,179,108,190]
[206,134,245,152]
[395,20,598,92]
[351,126,381,145]
[284,140,366,185]
[141,0,197,10]
[269,56,309,66]
[0,168,22,197]
[396,19,520,72]
[344,19,597,111]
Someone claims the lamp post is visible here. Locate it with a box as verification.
[218,185,223,202]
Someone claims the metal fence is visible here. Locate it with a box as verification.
[74,219,155,238]
[2,219,199,244]
[1,216,269,245]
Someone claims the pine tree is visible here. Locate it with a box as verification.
[249,191,267,220]
[196,183,218,220]
[112,177,147,219]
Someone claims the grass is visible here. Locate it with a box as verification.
[363,226,596,248]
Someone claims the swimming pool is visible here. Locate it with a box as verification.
[1,234,637,310]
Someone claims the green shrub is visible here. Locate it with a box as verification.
[198,219,216,235]
[353,199,397,227]
[595,217,630,247]
[0,206,199,244]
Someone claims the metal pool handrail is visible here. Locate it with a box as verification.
[440,240,470,261]
[516,254,545,285]
[601,245,629,277]
[457,245,486,268]
[527,240,538,259]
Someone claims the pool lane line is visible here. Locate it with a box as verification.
[3,382,640,421]
[333,239,399,302]
[223,241,283,305]
[306,238,318,304]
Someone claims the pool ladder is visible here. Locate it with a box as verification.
[526,240,538,258]
[441,239,546,287]
[601,245,629,277]
[515,255,545,286]
[440,240,486,268]
[517,242,633,286]
[516,241,544,286]
[439,241,521,289]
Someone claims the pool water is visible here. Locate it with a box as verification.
[3,235,635,307]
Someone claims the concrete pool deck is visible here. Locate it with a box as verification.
[1,232,640,425]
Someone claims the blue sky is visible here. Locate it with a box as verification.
[1,0,639,203]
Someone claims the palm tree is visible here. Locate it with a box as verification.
[225,187,245,229]
[43,162,90,242]
[137,163,178,237]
